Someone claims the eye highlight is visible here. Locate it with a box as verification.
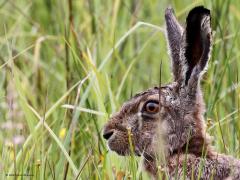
[143,100,159,114]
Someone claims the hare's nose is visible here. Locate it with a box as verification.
[103,129,114,140]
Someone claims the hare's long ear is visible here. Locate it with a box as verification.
[180,6,212,95]
[165,7,183,81]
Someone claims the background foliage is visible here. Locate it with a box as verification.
[0,0,240,179]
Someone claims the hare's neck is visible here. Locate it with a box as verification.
[177,133,213,157]
[144,136,214,179]
[179,92,213,157]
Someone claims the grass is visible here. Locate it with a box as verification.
[0,0,240,179]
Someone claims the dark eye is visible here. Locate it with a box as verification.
[143,100,159,114]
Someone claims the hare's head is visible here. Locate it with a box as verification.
[103,6,212,164]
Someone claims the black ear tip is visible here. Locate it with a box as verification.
[186,6,211,25]
[187,6,210,19]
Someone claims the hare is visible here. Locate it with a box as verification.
[103,6,240,179]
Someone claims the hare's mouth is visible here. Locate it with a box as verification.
[106,133,128,156]
[106,132,142,156]
[108,143,141,156]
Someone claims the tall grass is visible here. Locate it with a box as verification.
[0,0,240,179]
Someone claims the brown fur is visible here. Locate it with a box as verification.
[102,6,240,179]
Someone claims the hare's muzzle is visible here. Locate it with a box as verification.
[102,129,114,140]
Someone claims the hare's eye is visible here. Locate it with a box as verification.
[143,101,159,114]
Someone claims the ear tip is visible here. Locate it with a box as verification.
[188,6,211,18]
[186,6,211,26]
[165,6,174,17]
[165,6,174,14]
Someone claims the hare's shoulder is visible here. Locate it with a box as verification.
[168,153,240,179]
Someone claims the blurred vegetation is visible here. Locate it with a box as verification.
[0,0,240,179]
